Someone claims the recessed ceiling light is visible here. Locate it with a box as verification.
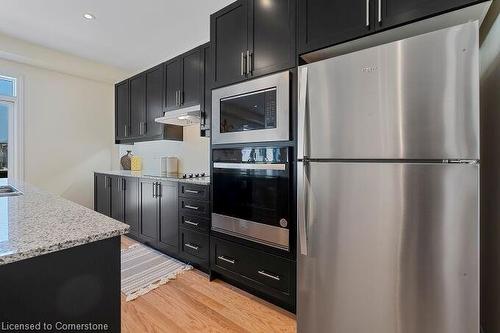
[83,13,95,20]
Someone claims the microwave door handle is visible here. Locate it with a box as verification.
[298,66,308,160]
[297,161,309,256]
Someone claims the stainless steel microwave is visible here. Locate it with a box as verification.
[212,71,290,145]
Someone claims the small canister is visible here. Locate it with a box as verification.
[131,156,142,171]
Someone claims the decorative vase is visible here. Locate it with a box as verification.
[120,150,133,170]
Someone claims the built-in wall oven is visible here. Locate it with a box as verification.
[212,147,290,251]
[212,71,290,145]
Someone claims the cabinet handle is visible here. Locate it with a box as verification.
[175,90,179,106]
[378,0,382,23]
[124,125,128,137]
[218,256,235,265]
[258,270,280,281]
[122,178,126,191]
[139,122,144,135]
[184,220,199,226]
[185,204,199,210]
[104,176,109,189]
[185,189,199,194]
[241,52,246,76]
[180,90,183,105]
[366,0,370,27]
[246,50,252,75]
[157,183,162,198]
[185,243,199,251]
[152,182,157,198]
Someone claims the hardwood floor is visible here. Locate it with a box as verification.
[121,236,297,333]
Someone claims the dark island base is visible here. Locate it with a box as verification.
[0,236,121,333]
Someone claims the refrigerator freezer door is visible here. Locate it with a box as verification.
[298,22,479,160]
[297,161,479,333]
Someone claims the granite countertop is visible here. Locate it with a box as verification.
[95,170,211,186]
[0,179,129,266]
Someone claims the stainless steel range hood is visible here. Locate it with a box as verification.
[154,105,201,126]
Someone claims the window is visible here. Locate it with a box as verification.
[0,75,17,179]
[0,75,16,97]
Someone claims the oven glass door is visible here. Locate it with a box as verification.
[212,147,290,229]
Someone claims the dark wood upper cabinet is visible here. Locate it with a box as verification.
[201,42,212,137]
[248,0,296,78]
[146,65,165,138]
[115,81,130,140]
[181,48,202,108]
[158,181,179,255]
[211,0,295,89]
[129,74,147,137]
[298,0,374,55]
[298,0,485,56]
[378,0,483,30]
[164,58,181,112]
[211,0,249,88]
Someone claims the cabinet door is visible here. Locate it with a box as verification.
[115,81,129,140]
[129,74,147,137]
[146,65,165,138]
[248,0,296,78]
[124,177,139,237]
[111,177,124,222]
[95,174,111,216]
[298,0,374,55]
[158,181,179,255]
[139,180,159,244]
[181,48,202,108]
[164,59,181,111]
[201,43,211,136]
[378,0,481,30]
[210,0,249,88]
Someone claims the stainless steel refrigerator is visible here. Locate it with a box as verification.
[297,22,480,333]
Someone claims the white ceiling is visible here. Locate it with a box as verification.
[0,0,234,72]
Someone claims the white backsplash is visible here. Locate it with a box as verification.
[117,125,210,175]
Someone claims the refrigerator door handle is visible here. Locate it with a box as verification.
[297,161,308,256]
[298,66,308,160]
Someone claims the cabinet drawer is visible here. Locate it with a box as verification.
[179,213,210,233]
[211,237,292,294]
[180,229,209,261]
[179,198,210,218]
[179,183,210,200]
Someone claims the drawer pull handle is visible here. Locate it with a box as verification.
[258,270,280,281]
[185,189,200,194]
[185,205,199,210]
[217,256,235,265]
[185,243,199,251]
[184,220,199,226]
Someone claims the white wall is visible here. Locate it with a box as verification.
[117,125,210,175]
[0,58,121,208]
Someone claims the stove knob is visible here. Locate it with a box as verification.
[201,173,206,177]
[182,174,187,179]
[189,174,194,178]
[195,173,200,177]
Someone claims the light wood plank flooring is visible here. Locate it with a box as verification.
[121,236,297,333]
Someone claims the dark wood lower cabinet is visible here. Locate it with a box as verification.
[158,181,179,256]
[94,173,111,216]
[210,236,296,312]
[0,237,121,332]
[139,180,160,245]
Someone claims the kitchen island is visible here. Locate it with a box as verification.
[0,179,128,332]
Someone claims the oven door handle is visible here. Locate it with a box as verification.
[213,163,287,171]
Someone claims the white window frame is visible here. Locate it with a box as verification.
[0,73,24,181]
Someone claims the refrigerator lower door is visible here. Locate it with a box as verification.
[297,22,479,160]
[297,161,479,333]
